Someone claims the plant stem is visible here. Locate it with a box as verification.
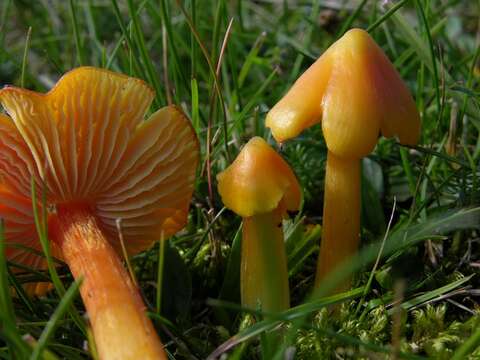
[241,208,289,314]
[316,152,360,292]
[49,206,166,360]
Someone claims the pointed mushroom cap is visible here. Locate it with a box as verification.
[217,137,301,218]
[266,28,420,158]
[0,67,199,281]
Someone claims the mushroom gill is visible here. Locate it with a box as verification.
[0,67,199,360]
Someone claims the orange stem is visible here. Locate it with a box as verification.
[49,206,166,360]
[316,152,360,292]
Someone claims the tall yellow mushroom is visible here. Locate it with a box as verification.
[217,137,301,313]
[0,67,199,359]
[266,29,421,290]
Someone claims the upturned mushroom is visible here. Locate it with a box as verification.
[266,29,421,290]
[217,137,301,313]
[0,67,199,359]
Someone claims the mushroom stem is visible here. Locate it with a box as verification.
[49,206,166,360]
[241,207,289,313]
[316,152,361,291]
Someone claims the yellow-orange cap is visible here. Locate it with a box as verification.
[266,28,420,159]
[217,137,301,218]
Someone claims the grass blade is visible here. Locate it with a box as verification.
[31,179,86,336]
[393,275,474,313]
[69,0,86,65]
[30,278,83,360]
[126,0,164,106]
[20,26,32,87]
[0,220,31,359]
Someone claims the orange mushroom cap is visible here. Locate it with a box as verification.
[0,67,199,281]
[217,137,301,218]
[266,28,421,158]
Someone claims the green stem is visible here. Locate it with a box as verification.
[241,208,289,314]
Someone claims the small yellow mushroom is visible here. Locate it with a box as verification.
[217,137,301,313]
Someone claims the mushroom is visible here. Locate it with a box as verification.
[217,137,301,313]
[0,67,199,359]
[266,29,421,291]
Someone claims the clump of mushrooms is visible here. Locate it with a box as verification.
[217,137,301,313]
[266,29,421,291]
[0,67,199,359]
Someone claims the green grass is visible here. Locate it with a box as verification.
[1,0,480,358]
